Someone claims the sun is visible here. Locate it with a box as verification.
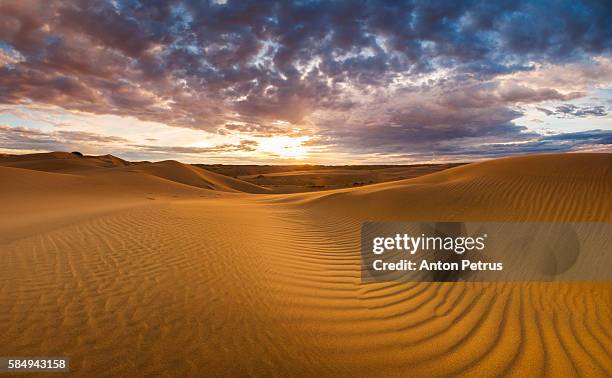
[257,136,309,159]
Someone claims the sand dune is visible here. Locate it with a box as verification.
[0,152,269,194]
[280,153,612,222]
[0,152,131,172]
[0,152,610,376]
[123,160,271,194]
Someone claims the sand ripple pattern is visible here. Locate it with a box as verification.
[0,153,610,376]
[0,199,610,376]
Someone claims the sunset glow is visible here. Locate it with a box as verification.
[0,1,610,163]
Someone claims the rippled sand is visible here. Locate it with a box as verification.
[0,152,610,376]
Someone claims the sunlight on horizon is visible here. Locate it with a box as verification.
[257,136,311,160]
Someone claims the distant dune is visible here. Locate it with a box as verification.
[0,152,610,376]
[0,151,131,172]
[201,162,466,193]
[123,160,271,193]
[0,152,268,192]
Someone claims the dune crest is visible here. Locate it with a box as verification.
[279,153,612,222]
[124,160,271,193]
[0,151,269,193]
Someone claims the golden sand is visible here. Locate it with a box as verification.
[0,152,610,376]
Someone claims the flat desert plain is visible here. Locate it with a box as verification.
[0,152,610,376]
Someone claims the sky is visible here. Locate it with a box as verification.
[0,0,610,164]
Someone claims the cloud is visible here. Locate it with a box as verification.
[0,124,128,152]
[220,123,291,137]
[553,104,608,118]
[382,129,612,162]
[536,104,609,118]
[542,129,612,143]
[0,0,610,161]
[536,107,554,116]
[0,123,261,159]
[133,140,259,154]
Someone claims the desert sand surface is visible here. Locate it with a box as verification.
[0,152,610,376]
[200,162,466,193]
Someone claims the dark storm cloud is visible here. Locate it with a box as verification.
[0,0,610,159]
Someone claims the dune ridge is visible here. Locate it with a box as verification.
[0,152,610,376]
[276,153,612,222]
[124,160,271,193]
[0,152,268,192]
